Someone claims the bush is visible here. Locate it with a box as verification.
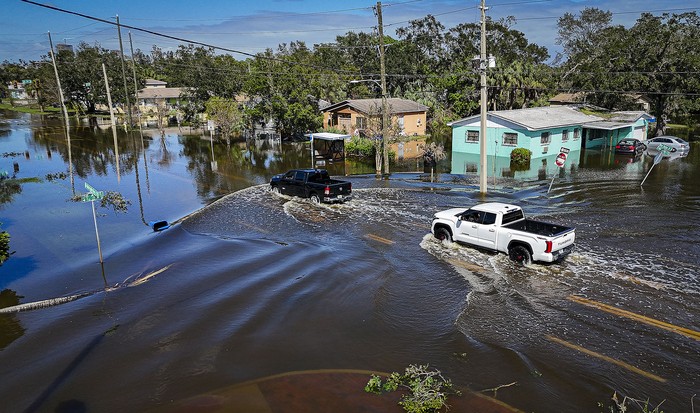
[510,147,532,164]
[345,136,376,159]
[365,364,460,413]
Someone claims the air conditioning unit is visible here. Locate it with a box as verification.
[542,146,549,154]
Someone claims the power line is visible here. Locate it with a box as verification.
[19,0,364,77]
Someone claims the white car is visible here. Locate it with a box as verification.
[646,136,690,153]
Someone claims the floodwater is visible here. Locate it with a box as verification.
[1,111,699,412]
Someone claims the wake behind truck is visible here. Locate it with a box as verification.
[431,202,575,265]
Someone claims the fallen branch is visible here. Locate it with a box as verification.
[480,381,518,398]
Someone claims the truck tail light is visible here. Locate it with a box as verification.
[545,240,553,253]
[615,145,621,149]
[324,186,330,195]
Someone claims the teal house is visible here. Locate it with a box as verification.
[447,106,654,159]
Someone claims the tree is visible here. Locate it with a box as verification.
[205,96,245,141]
[556,9,700,134]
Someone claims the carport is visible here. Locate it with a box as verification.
[306,132,351,167]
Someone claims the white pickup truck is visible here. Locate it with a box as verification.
[431,202,575,265]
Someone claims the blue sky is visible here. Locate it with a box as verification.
[2,0,699,63]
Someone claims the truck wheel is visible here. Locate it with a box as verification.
[434,227,452,243]
[310,193,320,204]
[509,245,532,266]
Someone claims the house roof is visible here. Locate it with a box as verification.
[137,87,190,99]
[608,111,655,122]
[321,98,428,115]
[448,106,603,131]
[305,132,351,141]
[144,79,168,87]
[584,121,636,131]
[549,92,586,104]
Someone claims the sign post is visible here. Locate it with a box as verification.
[548,147,570,193]
[641,149,668,187]
[82,182,105,263]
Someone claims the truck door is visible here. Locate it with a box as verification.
[279,171,296,195]
[477,212,498,249]
[454,209,482,244]
[292,171,307,197]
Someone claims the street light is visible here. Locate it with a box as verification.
[349,79,389,178]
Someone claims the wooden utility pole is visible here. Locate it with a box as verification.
[128,32,142,129]
[376,1,389,178]
[47,31,74,192]
[116,15,133,128]
[479,0,488,194]
[102,62,120,182]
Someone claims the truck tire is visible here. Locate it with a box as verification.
[434,227,452,243]
[509,245,532,266]
[271,185,280,194]
[310,193,320,204]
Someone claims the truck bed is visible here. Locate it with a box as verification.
[502,219,573,237]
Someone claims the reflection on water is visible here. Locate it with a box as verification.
[1,110,699,412]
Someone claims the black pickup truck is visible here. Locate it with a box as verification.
[270,169,352,203]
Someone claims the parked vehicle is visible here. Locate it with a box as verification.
[646,136,690,153]
[270,169,352,203]
[431,203,575,265]
[615,138,646,155]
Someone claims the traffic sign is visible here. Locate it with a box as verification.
[85,182,99,195]
[653,151,663,165]
[656,143,673,156]
[82,182,104,202]
[81,192,104,202]
[559,147,570,154]
[555,152,568,167]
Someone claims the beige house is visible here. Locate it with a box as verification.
[136,79,192,127]
[321,98,428,137]
[136,79,190,112]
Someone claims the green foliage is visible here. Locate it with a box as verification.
[345,137,375,159]
[70,191,131,213]
[510,147,532,164]
[364,364,460,413]
[0,224,10,266]
[205,97,245,139]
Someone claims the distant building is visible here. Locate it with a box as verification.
[5,80,36,105]
[135,79,192,127]
[55,43,73,54]
[321,98,428,137]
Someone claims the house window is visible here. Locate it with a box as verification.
[562,129,569,142]
[503,133,518,146]
[466,130,479,143]
[356,117,366,129]
[540,132,551,145]
[465,163,477,173]
[573,128,580,140]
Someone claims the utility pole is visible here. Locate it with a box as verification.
[48,31,74,193]
[128,32,142,129]
[102,62,120,183]
[376,1,389,178]
[479,0,488,194]
[116,15,133,128]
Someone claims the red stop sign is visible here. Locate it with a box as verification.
[555,152,567,167]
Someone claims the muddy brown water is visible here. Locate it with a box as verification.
[1,112,698,412]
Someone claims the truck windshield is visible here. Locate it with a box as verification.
[502,209,524,225]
